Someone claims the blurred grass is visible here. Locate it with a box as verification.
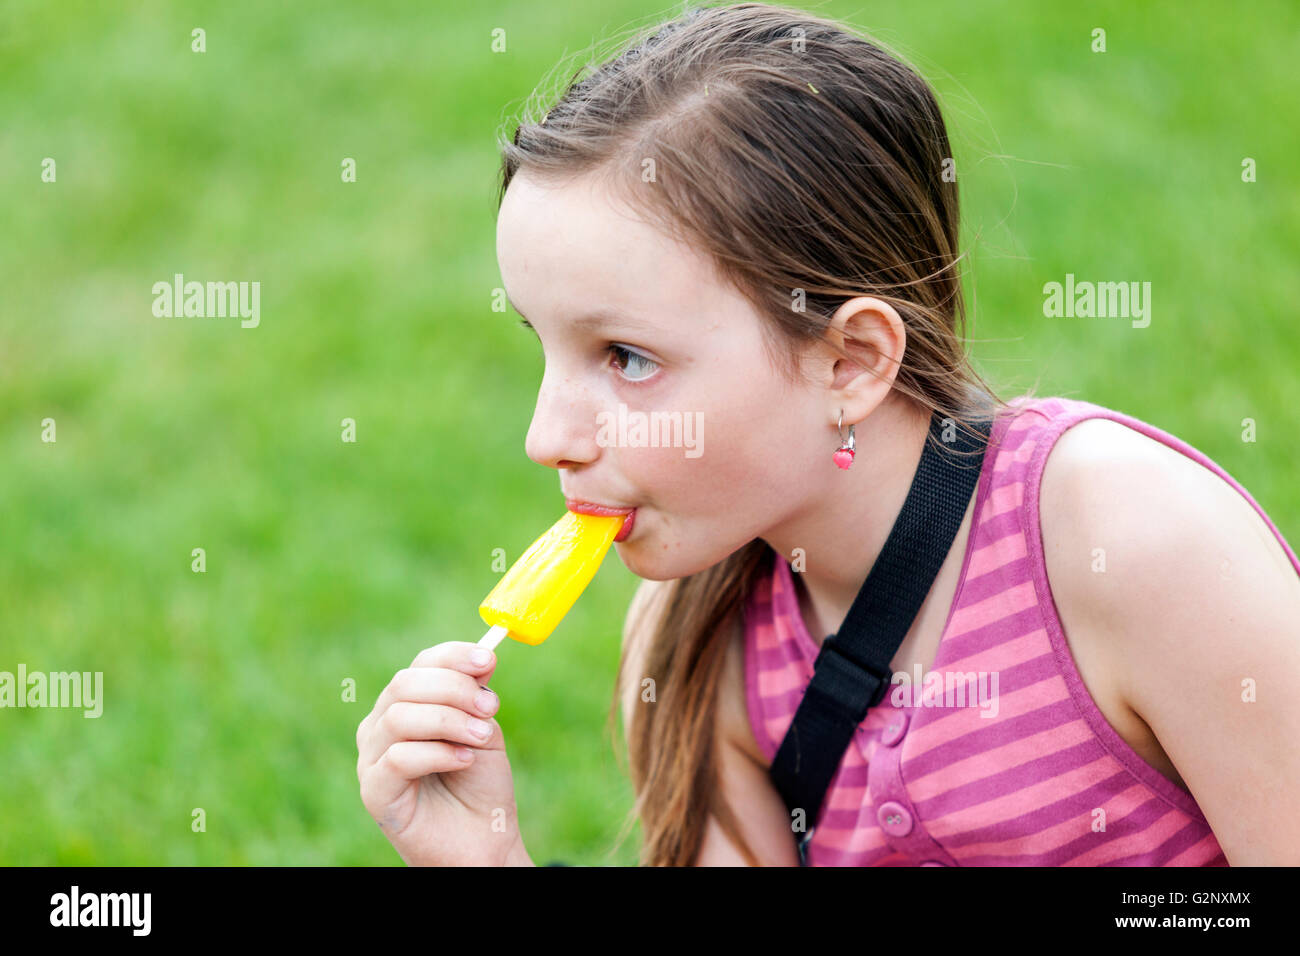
[1,0,1296,864]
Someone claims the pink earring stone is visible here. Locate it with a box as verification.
[833,448,855,469]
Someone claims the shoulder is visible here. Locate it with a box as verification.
[1038,416,1195,612]
[618,576,758,761]
[619,579,673,726]
[1038,415,1298,633]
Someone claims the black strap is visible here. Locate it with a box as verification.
[768,410,992,865]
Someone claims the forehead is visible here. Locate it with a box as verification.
[495,172,727,325]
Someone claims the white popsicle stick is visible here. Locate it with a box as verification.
[478,624,509,651]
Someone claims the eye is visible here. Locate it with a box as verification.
[608,344,659,383]
[518,319,658,382]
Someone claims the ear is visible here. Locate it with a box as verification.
[820,296,907,420]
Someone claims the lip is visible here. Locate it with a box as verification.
[565,498,637,542]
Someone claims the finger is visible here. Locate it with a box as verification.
[360,701,500,767]
[371,661,498,724]
[362,670,500,765]
[361,740,475,811]
[410,641,497,677]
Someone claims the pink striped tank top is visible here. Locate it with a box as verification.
[743,394,1300,866]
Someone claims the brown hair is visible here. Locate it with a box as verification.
[496,2,1032,865]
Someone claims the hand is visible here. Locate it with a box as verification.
[357,641,533,866]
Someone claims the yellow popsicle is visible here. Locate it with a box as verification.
[478,510,626,648]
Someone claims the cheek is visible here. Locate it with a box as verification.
[617,401,808,507]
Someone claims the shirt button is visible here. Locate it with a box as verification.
[876,801,913,837]
[880,712,909,746]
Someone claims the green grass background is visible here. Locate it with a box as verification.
[1,0,1296,864]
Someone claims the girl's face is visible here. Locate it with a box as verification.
[496,171,836,581]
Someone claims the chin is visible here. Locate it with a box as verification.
[615,542,730,584]
[613,545,678,582]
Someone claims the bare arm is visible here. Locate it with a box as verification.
[1042,419,1300,865]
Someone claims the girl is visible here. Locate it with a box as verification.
[356,2,1300,866]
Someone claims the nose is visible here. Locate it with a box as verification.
[524,364,603,469]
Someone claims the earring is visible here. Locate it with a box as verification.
[833,409,855,469]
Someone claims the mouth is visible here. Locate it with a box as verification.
[565,499,637,542]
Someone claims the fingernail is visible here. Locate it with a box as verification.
[470,648,492,666]
[476,688,498,714]
[467,717,492,739]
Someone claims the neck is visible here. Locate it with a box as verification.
[759,394,934,646]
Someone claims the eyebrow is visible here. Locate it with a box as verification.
[507,298,661,335]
